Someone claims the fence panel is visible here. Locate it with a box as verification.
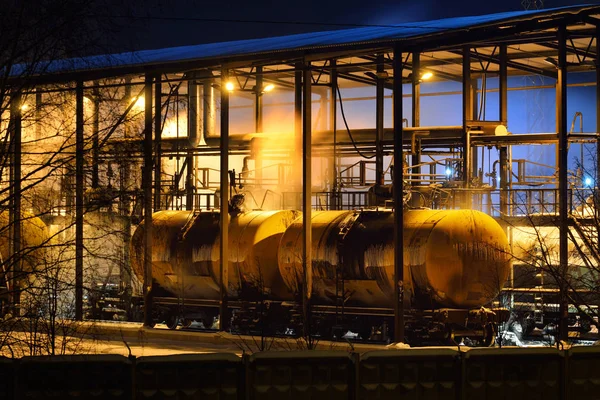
[463,348,563,400]
[359,348,461,400]
[0,356,15,400]
[567,345,600,398]
[17,354,133,399]
[247,350,356,400]
[135,353,243,400]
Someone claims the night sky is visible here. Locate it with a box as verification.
[111,0,600,52]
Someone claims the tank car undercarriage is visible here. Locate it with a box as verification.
[150,296,506,346]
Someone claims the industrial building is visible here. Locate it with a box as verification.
[2,4,600,345]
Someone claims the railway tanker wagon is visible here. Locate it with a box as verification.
[130,209,299,329]
[132,208,510,344]
[278,209,511,343]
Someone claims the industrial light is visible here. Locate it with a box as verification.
[420,71,433,80]
[263,84,275,93]
[584,176,594,187]
[20,103,29,111]
[131,96,145,110]
[225,81,235,92]
[445,167,453,177]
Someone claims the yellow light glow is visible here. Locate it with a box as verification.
[225,81,235,92]
[131,96,145,110]
[421,71,433,80]
[263,84,275,92]
[20,103,29,111]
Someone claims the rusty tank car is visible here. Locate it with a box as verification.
[131,208,510,344]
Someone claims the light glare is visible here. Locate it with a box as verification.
[584,176,593,187]
[263,84,275,92]
[421,71,433,80]
[225,81,235,92]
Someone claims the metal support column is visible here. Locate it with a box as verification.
[219,68,230,331]
[557,25,569,343]
[91,84,100,188]
[376,54,385,186]
[499,45,509,216]
[462,47,472,192]
[330,60,338,209]
[255,66,263,187]
[411,52,421,184]
[154,77,162,211]
[302,62,313,340]
[75,81,84,321]
[143,74,154,327]
[295,62,303,194]
[393,45,405,343]
[9,93,22,315]
[187,75,199,210]
[596,27,600,255]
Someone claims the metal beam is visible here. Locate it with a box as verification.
[392,44,405,343]
[220,68,230,331]
[462,47,472,193]
[143,73,154,328]
[376,54,385,186]
[330,59,339,210]
[411,52,421,184]
[557,25,569,343]
[154,77,162,210]
[302,61,313,341]
[9,93,22,315]
[91,84,100,188]
[75,81,84,321]
[499,45,509,217]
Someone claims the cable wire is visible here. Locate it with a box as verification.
[336,84,376,159]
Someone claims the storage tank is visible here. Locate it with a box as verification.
[0,212,49,287]
[278,209,510,309]
[130,210,299,300]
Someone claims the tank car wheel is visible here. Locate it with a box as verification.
[482,323,497,347]
[182,319,193,329]
[166,314,180,330]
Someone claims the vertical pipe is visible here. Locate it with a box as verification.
[9,93,22,314]
[557,25,569,343]
[376,54,385,186]
[330,59,338,209]
[143,74,154,328]
[255,66,263,133]
[462,47,472,189]
[393,45,405,343]
[154,77,162,211]
[75,82,84,321]
[203,80,215,138]
[92,84,100,188]
[219,68,230,331]
[302,62,313,340]
[499,45,509,216]
[411,52,421,184]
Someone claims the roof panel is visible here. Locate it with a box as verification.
[9,4,600,79]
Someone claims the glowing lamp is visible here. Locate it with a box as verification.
[421,71,433,80]
[584,176,593,187]
[20,103,29,111]
[263,84,275,93]
[445,167,453,177]
[131,96,145,110]
[225,81,235,92]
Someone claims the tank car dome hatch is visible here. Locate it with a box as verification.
[131,210,300,301]
[277,209,511,309]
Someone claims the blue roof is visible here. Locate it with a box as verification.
[12,4,600,78]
